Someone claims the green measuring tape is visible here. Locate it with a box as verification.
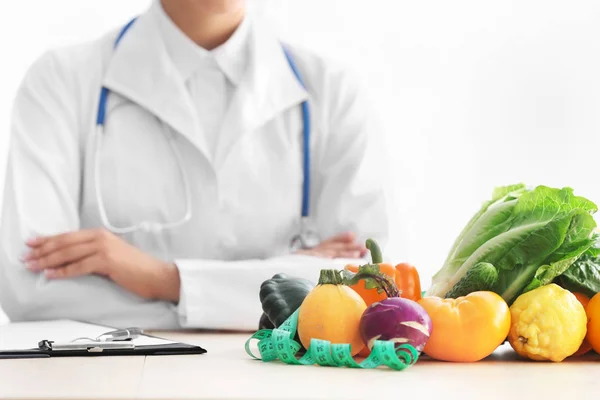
[244,308,419,371]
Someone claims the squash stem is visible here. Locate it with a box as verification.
[366,239,383,264]
[318,269,344,285]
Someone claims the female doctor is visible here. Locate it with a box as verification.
[0,0,391,330]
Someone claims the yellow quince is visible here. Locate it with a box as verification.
[508,283,587,362]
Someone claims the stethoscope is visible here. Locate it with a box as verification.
[94,18,319,251]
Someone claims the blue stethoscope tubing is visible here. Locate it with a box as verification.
[282,47,311,221]
[95,18,317,248]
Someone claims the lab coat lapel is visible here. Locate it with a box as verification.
[213,21,309,170]
[100,9,213,164]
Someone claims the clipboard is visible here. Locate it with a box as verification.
[0,319,207,359]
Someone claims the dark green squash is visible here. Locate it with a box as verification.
[258,312,274,330]
[258,273,315,330]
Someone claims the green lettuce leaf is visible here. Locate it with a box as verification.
[556,252,600,297]
[433,184,527,284]
[427,185,598,304]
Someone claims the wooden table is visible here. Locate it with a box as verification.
[0,330,598,400]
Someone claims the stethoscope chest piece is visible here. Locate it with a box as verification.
[289,217,320,251]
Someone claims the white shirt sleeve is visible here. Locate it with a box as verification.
[0,51,84,319]
[174,255,359,330]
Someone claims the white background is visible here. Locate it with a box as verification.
[2,0,600,323]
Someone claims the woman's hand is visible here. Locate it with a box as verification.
[22,229,180,302]
[295,232,368,259]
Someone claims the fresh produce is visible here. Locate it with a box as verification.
[258,313,274,330]
[359,297,432,354]
[587,292,600,354]
[571,292,593,357]
[427,184,598,305]
[345,262,396,306]
[393,262,422,302]
[417,291,511,362]
[258,273,315,330]
[297,269,367,356]
[507,284,587,362]
[444,262,498,298]
[345,239,422,304]
[556,249,600,298]
[342,239,428,357]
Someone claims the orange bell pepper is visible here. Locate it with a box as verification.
[394,262,422,302]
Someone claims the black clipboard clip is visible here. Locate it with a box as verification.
[37,327,143,352]
[71,327,144,342]
[38,339,135,352]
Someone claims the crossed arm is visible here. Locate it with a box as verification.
[21,229,368,303]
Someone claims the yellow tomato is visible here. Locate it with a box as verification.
[587,292,600,354]
[417,292,511,362]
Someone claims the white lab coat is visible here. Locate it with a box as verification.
[0,6,391,330]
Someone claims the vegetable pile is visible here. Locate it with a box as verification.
[426,184,600,304]
[423,183,600,362]
[248,183,600,368]
[249,239,432,369]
